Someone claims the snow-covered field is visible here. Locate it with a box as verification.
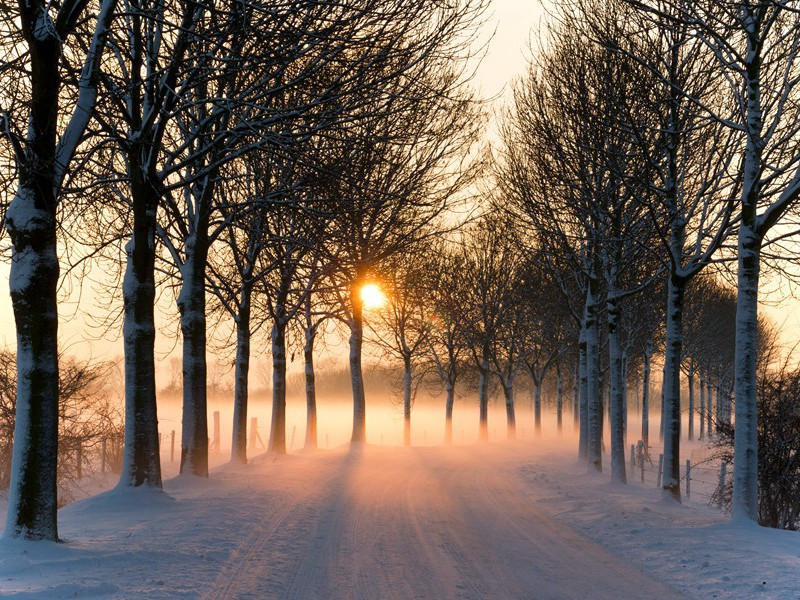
[0,436,797,599]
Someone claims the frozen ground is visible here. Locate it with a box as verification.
[0,441,797,599]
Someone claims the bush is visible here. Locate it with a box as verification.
[0,351,124,505]
[713,366,800,529]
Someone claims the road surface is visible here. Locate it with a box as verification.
[204,445,683,600]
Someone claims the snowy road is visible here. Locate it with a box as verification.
[204,445,683,600]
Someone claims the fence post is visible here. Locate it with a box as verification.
[290,425,296,450]
[656,453,664,488]
[630,444,635,477]
[170,430,176,463]
[76,443,83,479]
[718,461,727,508]
[685,459,691,500]
[101,438,107,474]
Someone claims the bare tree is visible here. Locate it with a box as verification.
[0,0,116,539]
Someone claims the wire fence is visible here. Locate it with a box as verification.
[628,440,728,506]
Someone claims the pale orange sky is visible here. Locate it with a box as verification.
[0,0,798,375]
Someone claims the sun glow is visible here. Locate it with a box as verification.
[360,283,386,310]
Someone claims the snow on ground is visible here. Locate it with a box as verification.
[0,441,797,599]
[519,443,800,600]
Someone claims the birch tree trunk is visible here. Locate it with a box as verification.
[661,274,685,501]
[607,296,627,484]
[403,355,412,447]
[732,20,764,521]
[504,383,516,439]
[120,184,161,486]
[231,285,251,464]
[706,376,713,435]
[733,223,761,520]
[269,320,287,454]
[642,340,652,448]
[178,238,210,477]
[304,327,317,450]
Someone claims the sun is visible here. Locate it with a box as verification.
[360,283,386,310]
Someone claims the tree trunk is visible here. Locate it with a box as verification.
[607,295,626,484]
[661,274,685,501]
[733,222,760,521]
[444,382,455,445]
[304,327,317,450]
[350,287,367,443]
[585,280,602,472]
[230,285,251,464]
[119,189,162,486]
[5,192,60,540]
[478,349,489,442]
[642,340,651,448]
[533,377,542,436]
[573,358,580,429]
[699,373,705,441]
[178,240,210,477]
[556,362,563,434]
[579,325,588,460]
[403,355,412,447]
[3,26,62,540]
[269,320,287,454]
[687,367,694,441]
[504,383,516,439]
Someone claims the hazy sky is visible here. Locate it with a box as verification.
[0,0,798,372]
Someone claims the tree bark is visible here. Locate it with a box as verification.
[556,362,563,434]
[350,286,367,443]
[504,383,516,439]
[119,183,161,486]
[269,320,287,454]
[5,193,60,540]
[178,237,209,477]
[642,340,651,449]
[444,383,455,445]
[585,279,602,472]
[699,373,705,441]
[478,348,489,442]
[573,357,580,429]
[687,367,694,441]
[231,285,251,464]
[403,354,412,447]
[733,224,760,520]
[579,325,589,460]
[304,327,317,450]
[661,273,685,501]
[533,376,543,436]
[607,294,626,484]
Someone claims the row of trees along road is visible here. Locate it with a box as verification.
[498,0,800,521]
[2,0,800,541]
[0,0,487,540]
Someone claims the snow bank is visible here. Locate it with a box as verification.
[519,447,800,600]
